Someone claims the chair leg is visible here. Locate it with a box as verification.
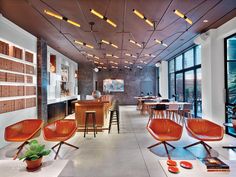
[54,142,62,160]
[117,111,120,134]
[13,141,28,160]
[63,142,79,149]
[92,115,96,138]
[184,141,212,155]
[84,116,88,137]
[165,142,176,149]
[223,146,236,149]
[17,141,29,149]
[163,142,171,160]
[52,142,61,149]
[184,141,201,149]
[147,142,162,149]
[108,111,113,133]
[202,142,211,155]
[203,142,212,149]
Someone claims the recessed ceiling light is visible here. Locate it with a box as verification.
[203,20,208,23]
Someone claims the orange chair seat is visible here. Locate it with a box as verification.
[186,119,224,142]
[6,133,34,142]
[43,120,77,142]
[5,119,43,142]
[147,119,183,142]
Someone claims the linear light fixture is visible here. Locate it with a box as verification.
[90,9,117,28]
[137,66,143,69]
[44,10,81,28]
[74,40,94,49]
[101,40,118,48]
[129,39,142,48]
[125,53,137,58]
[94,61,99,64]
[173,9,193,25]
[124,66,130,69]
[140,60,147,64]
[133,9,154,27]
[154,39,168,47]
[106,54,119,58]
[144,54,155,57]
[103,67,107,69]
[87,53,99,59]
[111,66,118,69]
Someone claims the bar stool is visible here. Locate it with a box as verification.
[109,100,120,133]
[84,111,97,137]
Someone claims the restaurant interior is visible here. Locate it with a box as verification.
[0,0,236,176]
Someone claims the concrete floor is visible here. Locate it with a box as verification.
[1,106,236,177]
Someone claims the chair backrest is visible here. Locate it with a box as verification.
[21,119,43,134]
[161,99,170,103]
[182,103,192,110]
[44,119,77,135]
[148,119,182,134]
[155,104,166,110]
[167,104,179,110]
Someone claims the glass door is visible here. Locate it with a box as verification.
[175,73,183,101]
[225,33,236,136]
[184,70,194,115]
[196,68,202,117]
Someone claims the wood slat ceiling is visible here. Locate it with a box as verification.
[1,0,236,69]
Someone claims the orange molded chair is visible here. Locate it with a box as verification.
[147,119,183,159]
[43,119,79,159]
[184,119,224,155]
[4,119,43,159]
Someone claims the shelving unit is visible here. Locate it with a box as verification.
[0,38,37,114]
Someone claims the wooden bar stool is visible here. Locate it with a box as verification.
[84,111,97,137]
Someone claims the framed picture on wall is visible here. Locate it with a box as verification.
[103,79,124,92]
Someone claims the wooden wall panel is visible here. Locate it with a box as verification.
[0,72,6,81]
[15,99,25,110]
[25,65,34,75]
[25,86,36,96]
[13,46,23,59]
[26,76,33,83]
[0,41,9,55]
[25,97,36,108]
[25,51,34,63]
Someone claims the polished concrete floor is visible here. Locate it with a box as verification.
[1,106,236,177]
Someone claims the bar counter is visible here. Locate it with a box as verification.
[75,99,111,131]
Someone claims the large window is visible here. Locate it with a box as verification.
[225,33,236,137]
[168,45,202,117]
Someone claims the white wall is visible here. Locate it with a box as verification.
[159,61,168,98]
[0,14,37,148]
[198,17,236,125]
[47,46,78,100]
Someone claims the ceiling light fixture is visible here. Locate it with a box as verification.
[154,39,168,47]
[203,19,208,23]
[133,9,154,27]
[125,53,137,58]
[74,40,94,49]
[106,54,119,58]
[101,40,118,48]
[111,66,118,69]
[90,9,117,28]
[44,10,81,28]
[124,66,130,69]
[173,9,193,25]
[129,39,142,48]
[144,54,155,57]
[87,53,99,59]
[137,66,143,69]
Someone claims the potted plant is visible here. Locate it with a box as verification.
[19,140,51,171]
